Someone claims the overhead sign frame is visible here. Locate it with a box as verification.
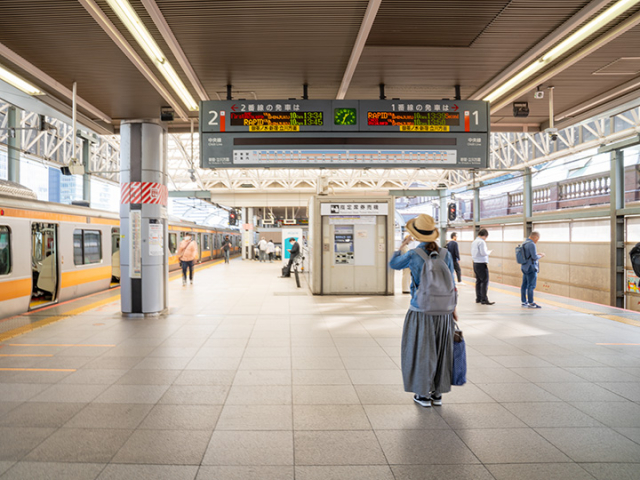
[200,99,489,169]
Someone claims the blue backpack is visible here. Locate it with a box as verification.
[515,243,527,265]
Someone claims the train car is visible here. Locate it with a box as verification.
[0,182,240,320]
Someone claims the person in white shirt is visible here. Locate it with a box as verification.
[471,229,494,305]
[267,240,275,262]
[258,237,268,262]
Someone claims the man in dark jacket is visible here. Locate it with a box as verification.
[521,231,545,309]
[446,232,461,283]
[285,238,300,276]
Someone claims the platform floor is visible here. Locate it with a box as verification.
[0,259,640,480]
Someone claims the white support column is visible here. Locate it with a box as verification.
[120,120,168,315]
[7,106,20,183]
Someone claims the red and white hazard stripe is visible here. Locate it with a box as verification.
[120,182,168,206]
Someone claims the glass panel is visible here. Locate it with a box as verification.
[112,229,120,254]
[572,219,610,242]
[503,225,524,242]
[459,229,475,241]
[532,222,570,242]
[73,231,83,265]
[169,233,177,254]
[0,226,10,275]
[83,231,102,264]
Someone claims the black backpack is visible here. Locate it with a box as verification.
[631,243,640,276]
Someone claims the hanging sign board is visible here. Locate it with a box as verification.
[321,203,388,216]
[200,99,489,169]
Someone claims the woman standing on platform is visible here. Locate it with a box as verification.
[389,214,457,408]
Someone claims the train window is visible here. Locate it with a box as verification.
[0,226,11,275]
[73,231,83,265]
[73,229,102,265]
[111,228,120,254]
[203,234,210,250]
[169,233,177,254]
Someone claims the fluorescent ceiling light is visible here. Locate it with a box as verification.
[0,64,43,95]
[484,0,640,103]
[105,0,198,111]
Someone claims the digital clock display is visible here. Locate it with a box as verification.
[368,112,460,128]
[230,112,323,131]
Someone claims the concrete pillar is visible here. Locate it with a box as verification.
[610,149,625,308]
[473,187,480,235]
[523,167,533,238]
[439,189,447,247]
[119,121,168,315]
[7,106,20,183]
[241,207,250,260]
[82,138,91,204]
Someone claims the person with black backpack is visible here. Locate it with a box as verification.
[389,214,458,408]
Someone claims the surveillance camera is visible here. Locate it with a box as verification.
[545,127,558,141]
[534,91,544,100]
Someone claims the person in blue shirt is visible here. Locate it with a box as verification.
[521,231,545,308]
[389,214,457,408]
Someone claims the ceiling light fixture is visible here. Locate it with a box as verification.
[483,0,640,104]
[105,0,198,111]
[0,64,43,95]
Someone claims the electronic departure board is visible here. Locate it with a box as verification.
[200,99,489,169]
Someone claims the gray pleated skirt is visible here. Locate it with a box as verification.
[401,310,454,397]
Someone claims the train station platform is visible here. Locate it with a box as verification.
[0,259,639,480]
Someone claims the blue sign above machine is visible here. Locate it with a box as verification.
[200,100,489,169]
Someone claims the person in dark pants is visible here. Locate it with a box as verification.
[445,232,461,283]
[222,235,231,264]
[521,231,545,308]
[471,229,493,305]
[177,233,197,286]
[284,238,300,277]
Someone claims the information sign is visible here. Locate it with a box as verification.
[200,99,489,169]
[129,211,141,278]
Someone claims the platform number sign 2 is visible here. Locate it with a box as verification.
[208,111,219,126]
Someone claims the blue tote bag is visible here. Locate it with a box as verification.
[452,324,467,386]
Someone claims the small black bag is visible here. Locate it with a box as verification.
[282,266,290,277]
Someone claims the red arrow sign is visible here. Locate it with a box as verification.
[231,104,238,112]
[452,104,459,111]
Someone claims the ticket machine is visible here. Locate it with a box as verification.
[308,196,394,295]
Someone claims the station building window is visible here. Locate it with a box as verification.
[169,233,177,254]
[0,226,11,275]
[73,230,102,265]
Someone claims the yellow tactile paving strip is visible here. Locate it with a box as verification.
[475,281,640,328]
[0,258,228,343]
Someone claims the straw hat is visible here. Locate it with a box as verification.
[405,214,439,242]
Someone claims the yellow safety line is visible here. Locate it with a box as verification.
[0,258,229,343]
[8,344,115,347]
[0,295,119,343]
[0,354,53,357]
[0,368,76,372]
[466,280,640,327]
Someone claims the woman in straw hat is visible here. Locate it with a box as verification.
[389,214,457,407]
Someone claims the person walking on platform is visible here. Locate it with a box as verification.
[267,240,275,262]
[472,229,494,305]
[389,214,457,408]
[258,237,268,262]
[445,232,462,283]
[222,235,231,264]
[521,231,545,308]
[177,233,197,286]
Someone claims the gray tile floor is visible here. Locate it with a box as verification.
[1,259,640,479]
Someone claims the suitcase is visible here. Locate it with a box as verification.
[282,266,290,277]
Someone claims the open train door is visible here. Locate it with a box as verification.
[111,227,120,286]
[30,223,59,309]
